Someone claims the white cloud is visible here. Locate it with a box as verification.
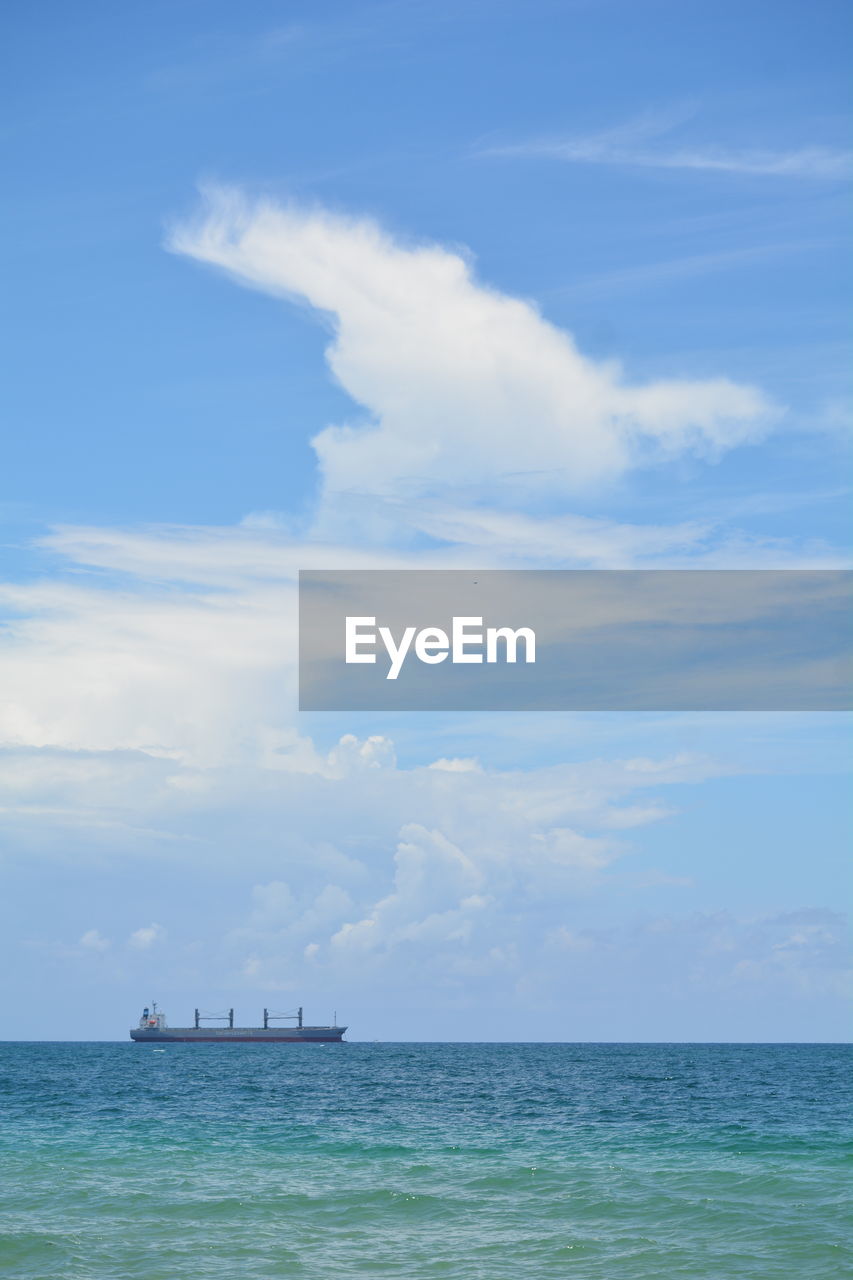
[330,825,485,954]
[481,111,853,180]
[0,516,842,797]
[428,757,482,773]
[170,189,775,506]
[0,545,300,767]
[377,501,712,565]
[80,929,111,952]
[129,923,165,949]
[541,908,850,997]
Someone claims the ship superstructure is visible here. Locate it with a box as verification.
[130,1002,346,1043]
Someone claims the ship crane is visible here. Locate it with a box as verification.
[194,1008,234,1029]
[263,1007,303,1029]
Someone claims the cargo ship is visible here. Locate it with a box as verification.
[130,1002,347,1043]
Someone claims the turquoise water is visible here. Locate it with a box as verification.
[0,1043,849,1278]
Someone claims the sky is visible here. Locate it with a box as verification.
[0,0,850,1040]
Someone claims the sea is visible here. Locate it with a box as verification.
[0,1042,849,1279]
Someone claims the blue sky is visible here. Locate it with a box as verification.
[0,0,850,1039]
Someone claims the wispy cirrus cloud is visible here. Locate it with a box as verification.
[556,239,841,301]
[479,108,853,180]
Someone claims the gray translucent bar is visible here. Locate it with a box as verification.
[298,570,852,711]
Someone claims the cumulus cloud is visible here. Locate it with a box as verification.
[8,714,723,992]
[330,825,485,954]
[79,929,111,952]
[170,189,776,507]
[207,751,724,990]
[129,923,165,949]
[535,907,851,1021]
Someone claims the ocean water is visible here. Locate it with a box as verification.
[0,1043,849,1279]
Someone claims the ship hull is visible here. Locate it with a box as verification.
[130,1026,346,1043]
